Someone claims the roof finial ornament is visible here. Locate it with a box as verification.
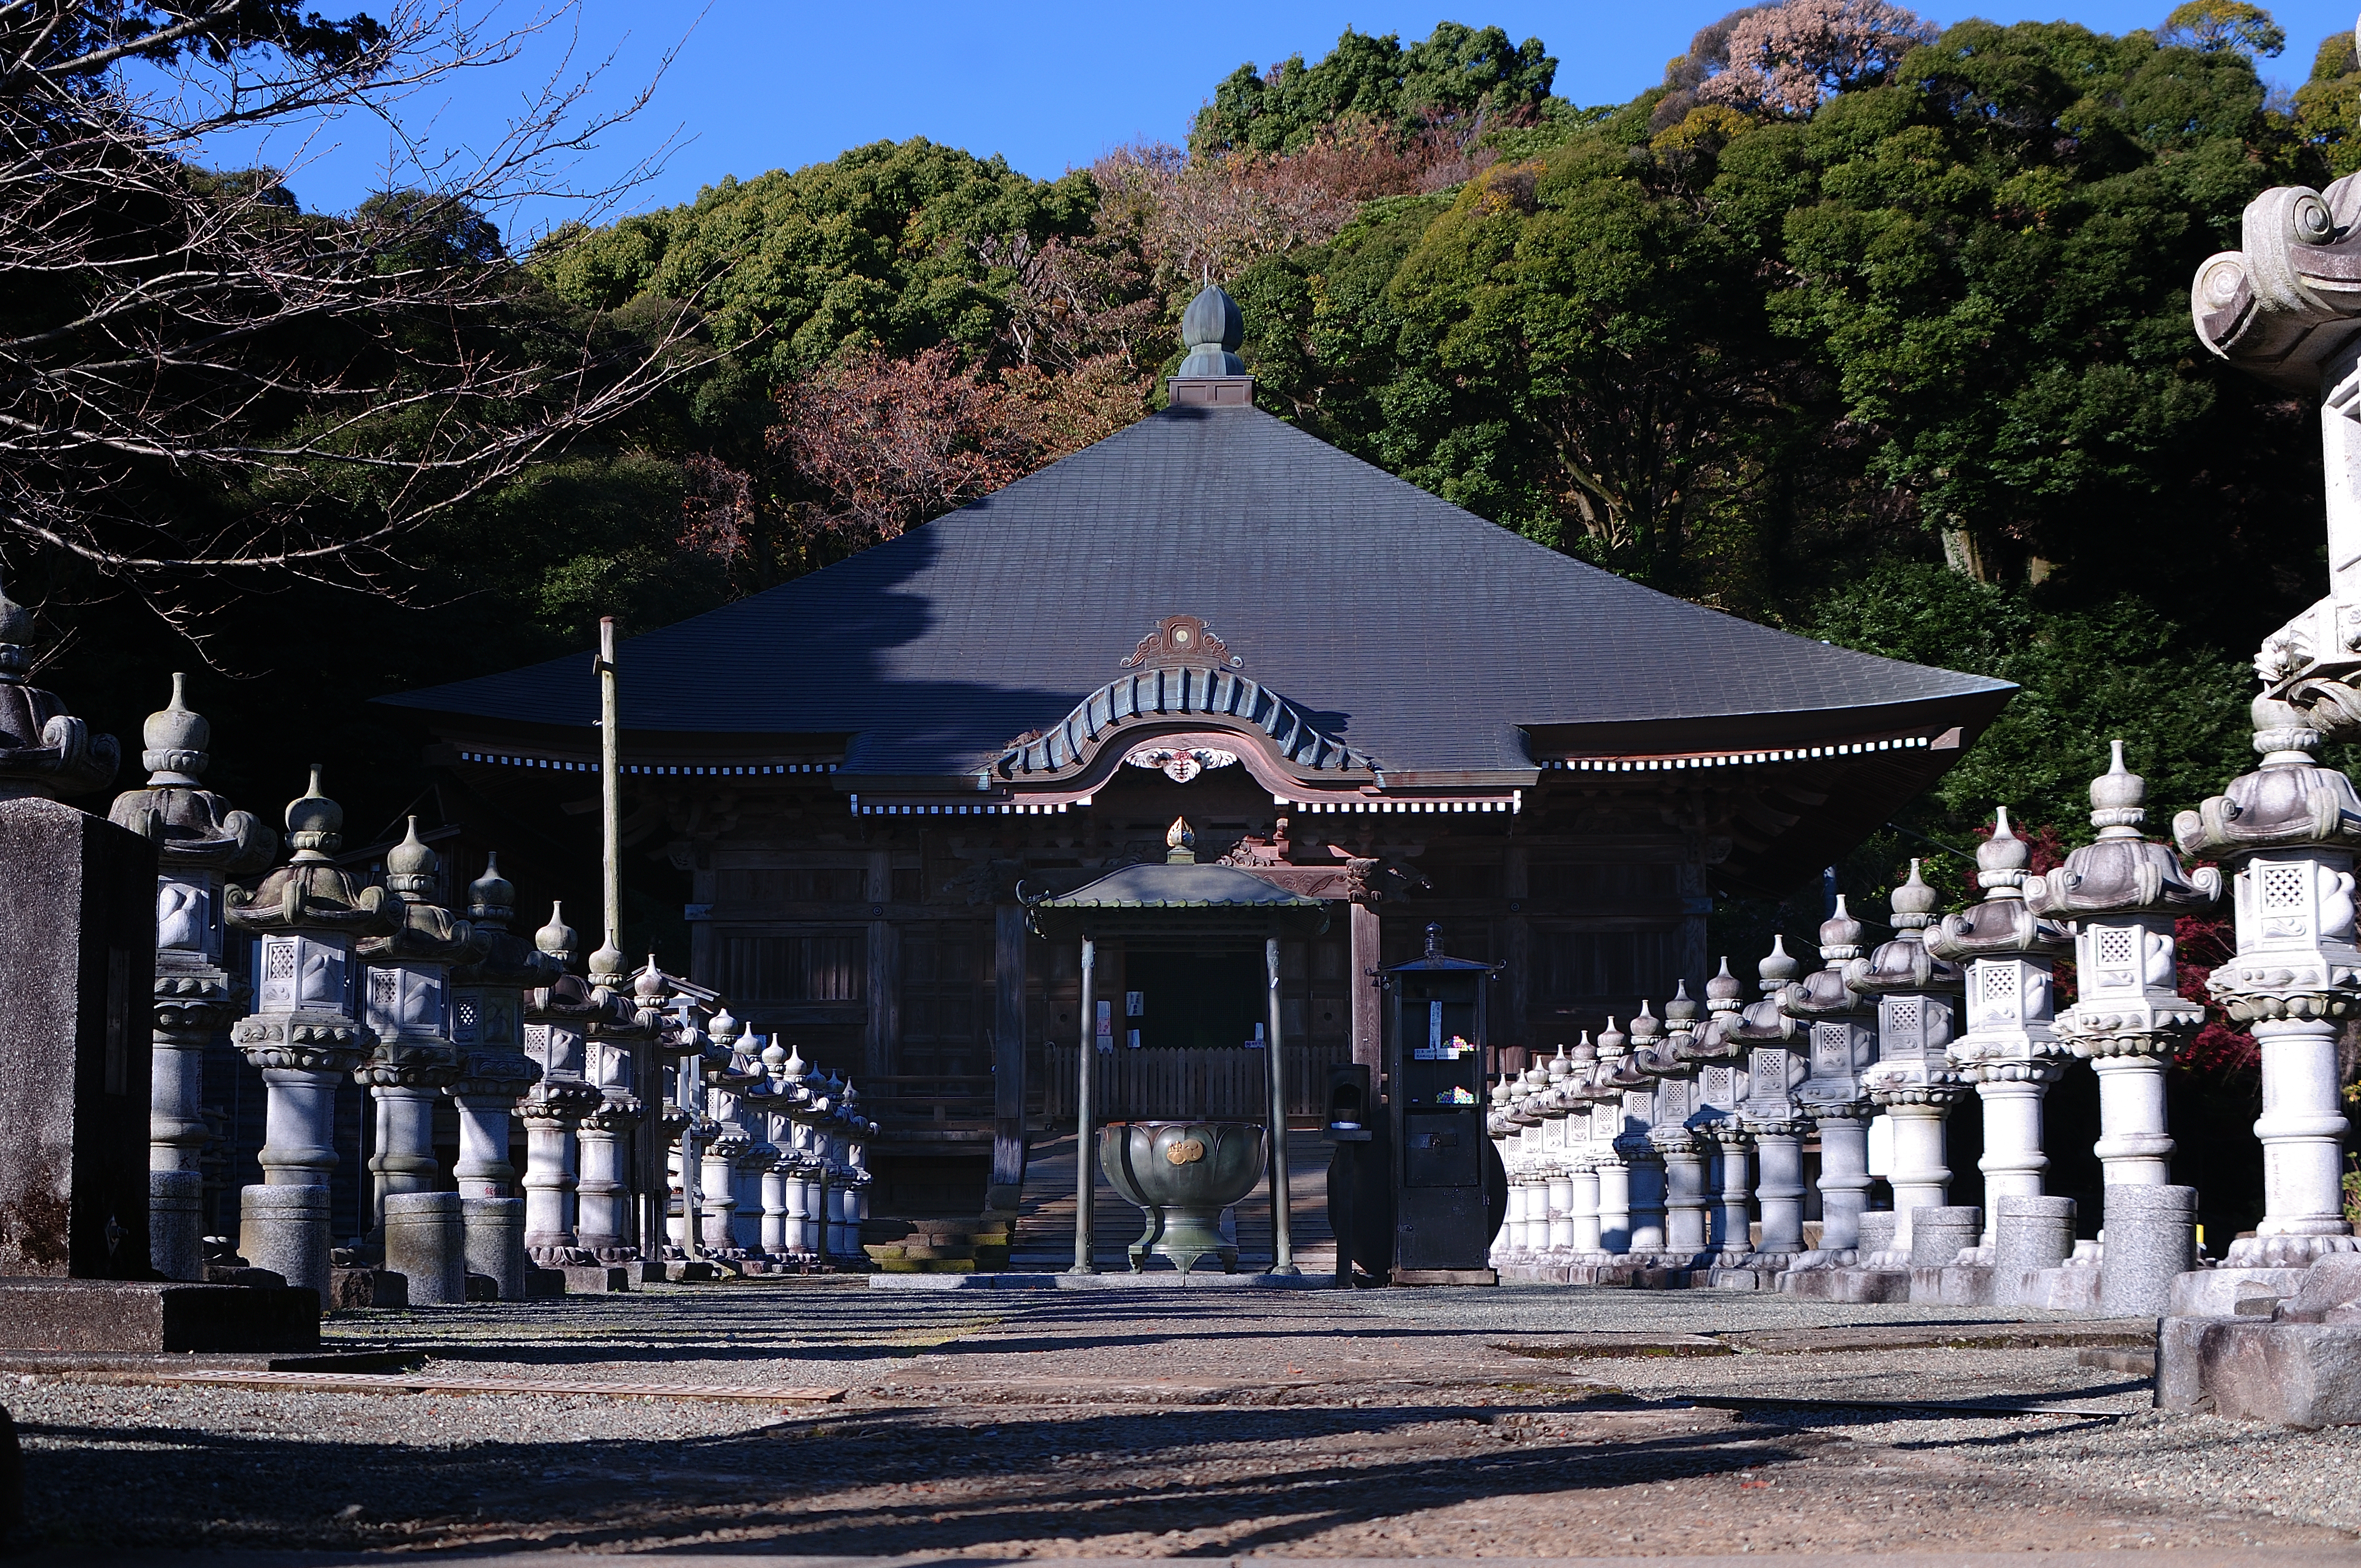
[1177,284,1246,378]
[1166,816,1196,863]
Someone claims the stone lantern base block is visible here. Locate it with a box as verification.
[0,1279,318,1353]
[1999,1265,2104,1312]
[2169,1266,2313,1318]
[1910,1264,1998,1306]
[1778,1267,1912,1303]
[561,1264,631,1293]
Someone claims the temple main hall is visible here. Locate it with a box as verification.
[387,291,2010,1217]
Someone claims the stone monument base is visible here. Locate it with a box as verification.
[0,1279,317,1353]
[327,1267,408,1310]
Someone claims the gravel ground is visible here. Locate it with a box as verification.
[7,1282,2359,1559]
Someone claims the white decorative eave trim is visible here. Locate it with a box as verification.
[455,751,838,778]
[1542,729,1956,774]
[1276,792,1521,815]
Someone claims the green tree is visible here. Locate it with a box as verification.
[1191,23,1559,156]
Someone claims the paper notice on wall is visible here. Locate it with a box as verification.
[1096,998,1114,1053]
[1126,991,1144,1017]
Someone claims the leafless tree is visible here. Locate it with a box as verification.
[0,1,720,632]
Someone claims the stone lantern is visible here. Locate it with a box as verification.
[1927,810,2073,1257]
[698,1005,756,1259]
[108,674,274,1280]
[1733,937,1810,1272]
[445,849,552,1298]
[1558,1034,1605,1267]
[2175,695,2361,1267]
[1651,983,1713,1266]
[1591,1017,1635,1255]
[2029,743,2220,1193]
[1694,958,1755,1264]
[1784,899,1879,1265]
[224,766,401,1294]
[579,938,652,1264]
[520,903,607,1268]
[1847,861,1969,1265]
[354,820,482,1259]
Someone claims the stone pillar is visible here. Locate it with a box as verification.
[1814,1106,1873,1258]
[1565,1154,1602,1257]
[1749,1118,1809,1256]
[109,674,274,1281]
[384,1191,466,1305]
[225,767,400,1296]
[1711,1125,1753,1260]
[1928,811,2072,1258]
[2100,1183,2198,1313]
[522,903,607,1264]
[1995,1194,2077,1305]
[1655,1127,1710,1262]
[575,1096,641,1259]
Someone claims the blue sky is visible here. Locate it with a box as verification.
[190,0,2361,237]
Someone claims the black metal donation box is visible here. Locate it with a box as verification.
[1383,923,1501,1278]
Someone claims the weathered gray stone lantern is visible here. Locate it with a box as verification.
[1651,983,1713,1265]
[446,850,551,1297]
[224,767,400,1294]
[520,903,607,1268]
[1928,811,2072,1257]
[1695,959,1755,1264]
[1732,937,1810,1273]
[108,674,274,1280]
[1784,900,1879,1264]
[354,820,481,1255]
[2175,702,2361,1266]
[2028,743,2219,1192]
[1848,861,1968,1265]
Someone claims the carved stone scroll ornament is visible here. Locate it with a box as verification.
[0,574,118,801]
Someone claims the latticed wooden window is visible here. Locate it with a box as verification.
[714,927,865,1001]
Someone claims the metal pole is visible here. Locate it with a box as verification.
[1069,935,1097,1274]
[1265,932,1297,1275]
[598,617,622,966]
[679,1053,702,1261]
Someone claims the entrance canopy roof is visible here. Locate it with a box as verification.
[1024,858,1329,942]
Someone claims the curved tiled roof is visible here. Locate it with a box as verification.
[384,404,2012,775]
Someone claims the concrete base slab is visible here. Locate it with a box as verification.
[562,1264,631,1293]
[1496,1261,1572,1284]
[2157,1315,2361,1426]
[0,1279,318,1353]
[1911,1264,1997,1306]
[2171,1266,2313,1317]
[664,1261,721,1283]
[1706,1267,1772,1290]
[1779,1267,1912,1303]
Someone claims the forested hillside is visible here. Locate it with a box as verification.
[28,4,2354,1000]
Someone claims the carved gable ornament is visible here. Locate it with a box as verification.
[1124,745,1239,783]
[1119,614,1244,671]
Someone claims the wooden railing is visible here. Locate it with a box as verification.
[860,1073,995,1127]
[1037,1042,1351,1123]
